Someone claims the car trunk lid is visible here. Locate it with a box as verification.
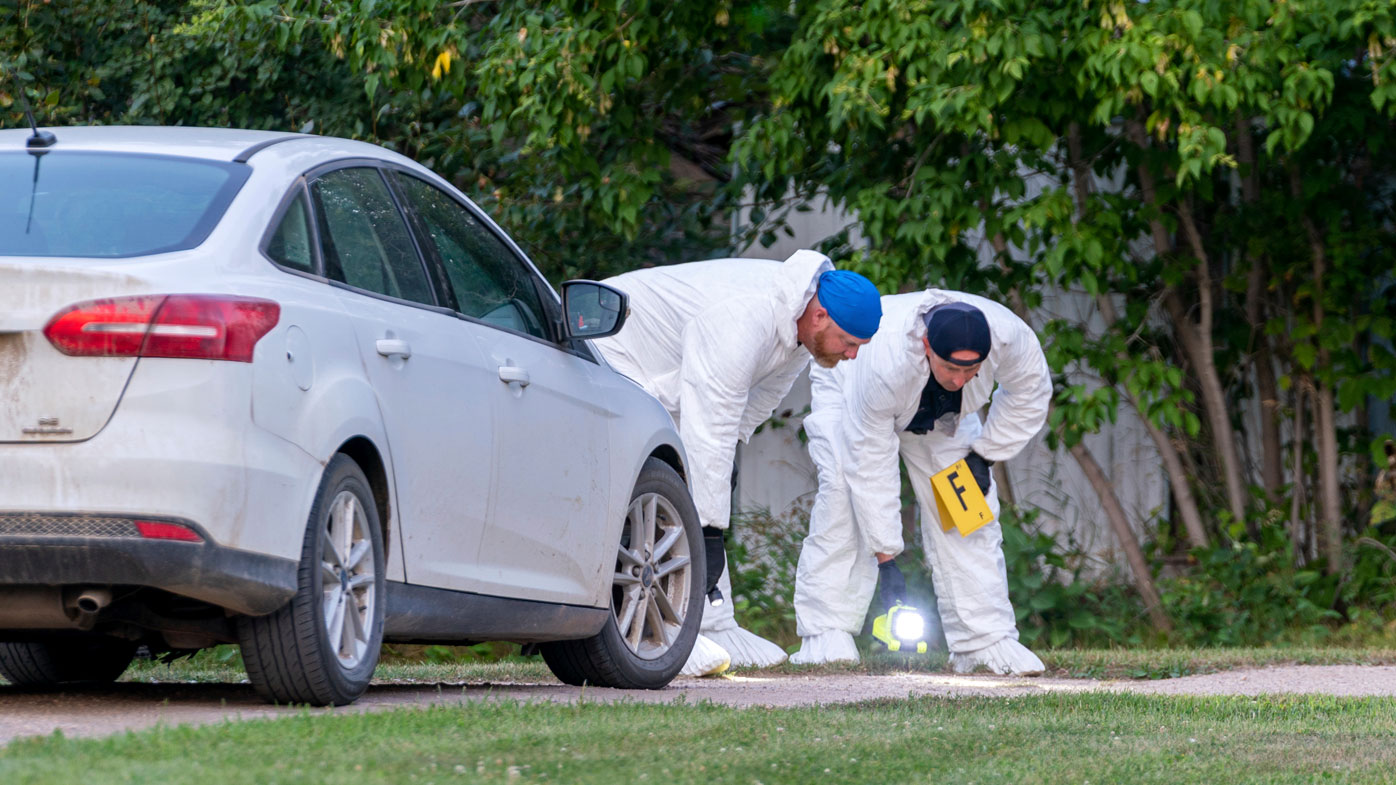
[0,262,148,443]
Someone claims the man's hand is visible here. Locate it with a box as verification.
[963,451,994,494]
[878,560,907,611]
[702,526,726,597]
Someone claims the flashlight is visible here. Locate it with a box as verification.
[872,603,929,654]
[707,587,724,607]
[892,607,926,641]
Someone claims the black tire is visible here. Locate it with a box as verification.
[541,458,704,688]
[0,636,137,687]
[237,454,385,706]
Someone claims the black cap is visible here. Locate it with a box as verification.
[924,303,991,366]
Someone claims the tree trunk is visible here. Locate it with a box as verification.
[1123,118,1248,530]
[1290,379,1308,563]
[988,218,1171,630]
[1093,297,1209,549]
[1066,124,1207,548]
[1171,206,1250,530]
[1235,113,1284,501]
[1070,442,1172,630]
[1314,383,1343,570]
[1293,170,1344,573]
[1246,265,1284,501]
[1355,402,1373,527]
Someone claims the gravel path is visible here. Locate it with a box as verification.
[2,666,1394,747]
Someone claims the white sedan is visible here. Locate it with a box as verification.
[0,125,703,705]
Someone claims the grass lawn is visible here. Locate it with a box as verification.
[2,692,1394,784]
[4,647,1395,783]
[113,644,1396,684]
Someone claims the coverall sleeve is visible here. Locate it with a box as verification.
[971,321,1053,462]
[736,359,808,443]
[840,348,910,557]
[677,300,773,531]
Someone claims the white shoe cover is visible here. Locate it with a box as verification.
[788,630,860,665]
[678,633,731,677]
[704,626,788,668]
[949,638,1044,676]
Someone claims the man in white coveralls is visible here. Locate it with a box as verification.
[790,290,1052,675]
[594,250,882,675]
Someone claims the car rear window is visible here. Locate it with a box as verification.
[0,151,249,258]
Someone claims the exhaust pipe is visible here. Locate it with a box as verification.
[74,587,112,614]
[0,586,115,629]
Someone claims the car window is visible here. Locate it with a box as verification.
[0,151,248,258]
[393,173,548,339]
[312,167,435,306]
[265,189,315,273]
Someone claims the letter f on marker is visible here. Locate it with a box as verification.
[949,471,970,511]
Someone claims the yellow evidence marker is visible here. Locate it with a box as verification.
[930,458,995,536]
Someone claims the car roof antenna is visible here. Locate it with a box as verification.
[19,92,57,151]
[17,92,54,234]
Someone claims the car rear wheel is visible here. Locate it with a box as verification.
[237,454,385,706]
[541,458,703,688]
[0,635,138,687]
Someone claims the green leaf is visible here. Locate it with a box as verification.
[1140,71,1158,97]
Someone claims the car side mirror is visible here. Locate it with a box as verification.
[561,280,628,340]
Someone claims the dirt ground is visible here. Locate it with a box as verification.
[2,665,1395,747]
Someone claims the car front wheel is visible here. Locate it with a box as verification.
[237,454,385,706]
[541,457,703,688]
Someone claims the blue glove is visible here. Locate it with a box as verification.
[878,560,907,611]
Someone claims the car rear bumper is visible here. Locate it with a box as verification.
[0,358,321,564]
[0,513,297,616]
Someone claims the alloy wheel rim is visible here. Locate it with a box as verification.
[320,490,376,669]
[612,493,692,660]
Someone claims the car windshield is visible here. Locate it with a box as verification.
[0,151,249,258]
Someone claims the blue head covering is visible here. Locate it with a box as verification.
[924,302,991,366]
[817,270,881,340]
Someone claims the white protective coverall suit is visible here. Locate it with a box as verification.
[593,249,835,675]
[791,289,1052,674]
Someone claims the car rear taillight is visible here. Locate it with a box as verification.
[44,295,280,363]
[134,520,204,543]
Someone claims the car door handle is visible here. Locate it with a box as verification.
[375,339,412,359]
[498,366,531,387]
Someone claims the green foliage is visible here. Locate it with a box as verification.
[381,642,523,664]
[734,0,1396,571]
[1136,520,1396,648]
[1000,507,1138,648]
[1,0,767,284]
[199,0,800,282]
[1157,528,1345,646]
[0,0,374,133]
[1343,527,1396,616]
[727,504,808,647]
